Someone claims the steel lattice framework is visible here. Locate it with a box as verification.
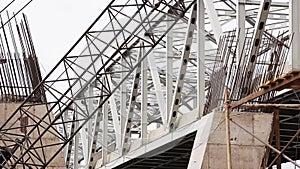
[0,0,197,168]
[0,0,299,168]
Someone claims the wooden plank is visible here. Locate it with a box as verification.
[240,104,300,108]
[274,77,284,83]
[231,69,300,109]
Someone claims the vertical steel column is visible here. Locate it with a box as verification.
[197,0,205,118]
[147,50,167,125]
[64,111,69,163]
[122,61,142,153]
[242,0,271,96]
[79,119,89,166]
[74,113,79,169]
[141,45,148,144]
[120,56,127,154]
[102,101,108,166]
[107,75,121,150]
[290,0,300,69]
[88,93,103,168]
[65,112,76,168]
[168,4,197,129]
[166,13,174,123]
[88,84,94,159]
[203,0,223,43]
[236,0,246,62]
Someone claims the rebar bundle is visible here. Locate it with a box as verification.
[205,29,292,113]
[0,13,44,102]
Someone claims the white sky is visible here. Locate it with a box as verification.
[22,0,110,74]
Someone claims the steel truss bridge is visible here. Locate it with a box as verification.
[0,0,299,168]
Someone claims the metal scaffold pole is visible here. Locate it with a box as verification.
[225,86,232,169]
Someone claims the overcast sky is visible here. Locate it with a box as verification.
[22,0,110,74]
